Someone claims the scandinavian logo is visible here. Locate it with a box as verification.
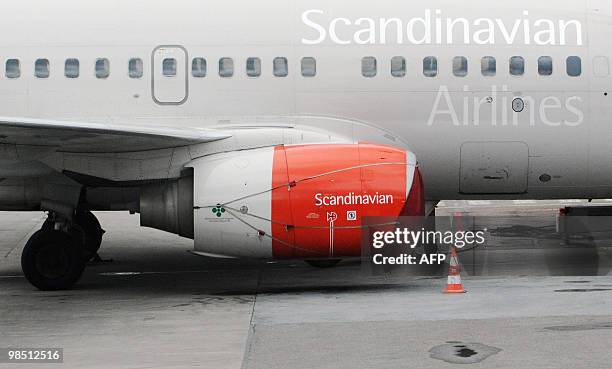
[302,9,583,46]
[212,204,226,217]
[347,211,357,221]
[315,192,393,206]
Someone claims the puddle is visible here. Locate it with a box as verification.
[544,322,612,332]
[488,224,557,239]
[430,342,501,364]
[564,280,591,284]
[455,346,478,358]
[99,272,142,276]
[554,288,612,292]
[172,303,191,308]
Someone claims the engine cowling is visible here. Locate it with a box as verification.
[191,143,423,259]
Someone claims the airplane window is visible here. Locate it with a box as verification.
[35,59,50,78]
[247,57,261,77]
[391,56,406,77]
[423,56,437,77]
[538,56,553,76]
[593,56,609,78]
[301,57,316,77]
[192,58,206,78]
[566,56,582,77]
[453,56,468,77]
[163,58,177,77]
[96,58,110,79]
[509,56,525,76]
[481,56,496,76]
[362,56,377,78]
[273,57,288,77]
[129,58,143,78]
[219,58,234,77]
[6,59,20,79]
[65,58,79,78]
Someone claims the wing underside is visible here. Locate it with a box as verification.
[0,117,231,153]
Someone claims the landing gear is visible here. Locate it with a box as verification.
[21,229,86,291]
[43,210,105,261]
[22,210,105,290]
[305,259,342,268]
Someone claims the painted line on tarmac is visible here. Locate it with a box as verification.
[2,270,233,278]
[98,270,217,276]
[513,200,538,204]
[467,200,492,206]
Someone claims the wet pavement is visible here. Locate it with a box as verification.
[0,201,611,368]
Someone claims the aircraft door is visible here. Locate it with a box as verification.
[152,46,188,105]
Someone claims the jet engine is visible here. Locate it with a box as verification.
[190,143,423,259]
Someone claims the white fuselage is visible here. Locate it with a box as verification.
[1,0,611,200]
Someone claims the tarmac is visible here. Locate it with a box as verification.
[1,200,611,368]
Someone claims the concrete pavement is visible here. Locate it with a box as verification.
[0,203,611,368]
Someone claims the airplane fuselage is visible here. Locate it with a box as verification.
[0,0,611,201]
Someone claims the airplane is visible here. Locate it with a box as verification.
[0,0,607,290]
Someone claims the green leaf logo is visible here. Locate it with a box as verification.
[212,204,226,217]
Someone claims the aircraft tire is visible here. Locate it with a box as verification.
[21,229,86,291]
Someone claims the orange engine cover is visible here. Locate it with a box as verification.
[271,143,423,259]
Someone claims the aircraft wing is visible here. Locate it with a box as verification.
[0,117,231,153]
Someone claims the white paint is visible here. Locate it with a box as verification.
[427,86,585,127]
[467,200,492,206]
[513,200,537,204]
[190,148,275,258]
[301,9,583,46]
[314,192,394,206]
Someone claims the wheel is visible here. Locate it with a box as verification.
[21,230,86,291]
[73,211,104,259]
[305,259,342,268]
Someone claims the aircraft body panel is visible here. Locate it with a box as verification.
[0,0,610,200]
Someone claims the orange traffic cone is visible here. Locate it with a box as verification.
[443,246,466,294]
